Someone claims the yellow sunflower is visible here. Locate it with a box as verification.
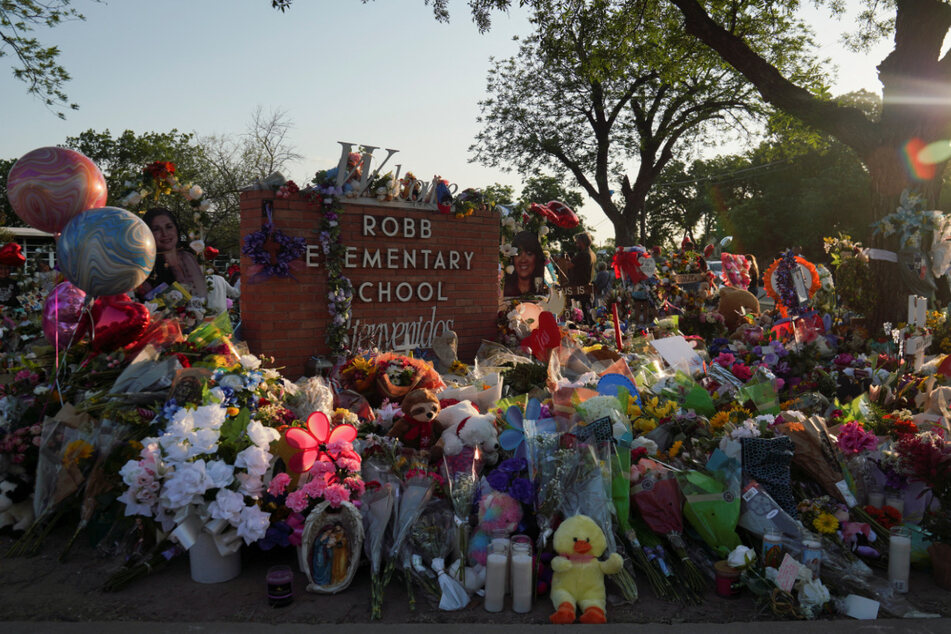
[813,513,839,535]
[62,439,94,467]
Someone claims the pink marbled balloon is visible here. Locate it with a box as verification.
[6,147,108,234]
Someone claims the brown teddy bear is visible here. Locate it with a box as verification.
[387,388,444,459]
[718,286,760,332]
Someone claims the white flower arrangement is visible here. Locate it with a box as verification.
[117,385,281,547]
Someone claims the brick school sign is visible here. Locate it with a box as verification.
[239,191,500,377]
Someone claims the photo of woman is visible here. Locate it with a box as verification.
[136,207,208,299]
[503,230,547,297]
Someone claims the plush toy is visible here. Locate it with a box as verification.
[549,514,623,624]
[468,490,523,566]
[437,400,501,466]
[717,286,760,332]
[387,389,443,457]
[0,476,34,533]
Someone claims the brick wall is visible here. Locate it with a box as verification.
[240,190,501,377]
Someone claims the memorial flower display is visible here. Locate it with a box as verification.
[4,147,951,623]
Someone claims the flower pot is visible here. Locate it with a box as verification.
[300,500,364,594]
[189,531,241,584]
[928,542,951,590]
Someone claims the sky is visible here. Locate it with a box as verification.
[0,0,899,244]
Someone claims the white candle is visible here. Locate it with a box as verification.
[510,537,533,613]
[484,543,508,612]
[868,490,885,508]
[888,527,912,593]
[491,536,511,594]
[885,494,904,515]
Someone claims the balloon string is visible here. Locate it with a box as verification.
[54,292,60,373]
[52,296,94,408]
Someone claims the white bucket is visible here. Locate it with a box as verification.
[189,531,241,584]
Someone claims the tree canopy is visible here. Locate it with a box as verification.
[1,0,92,118]
[470,0,817,246]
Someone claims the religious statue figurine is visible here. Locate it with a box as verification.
[330,524,349,584]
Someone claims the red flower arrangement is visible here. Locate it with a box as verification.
[863,504,903,530]
[144,160,175,181]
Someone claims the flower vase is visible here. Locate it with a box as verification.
[928,542,951,590]
[845,455,870,505]
[189,532,241,584]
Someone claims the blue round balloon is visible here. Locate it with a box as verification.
[57,206,156,296]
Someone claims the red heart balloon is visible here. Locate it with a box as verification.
[530,202,558,223]
[545,200,579,229]
[80,295,151,353]
[520,311,561,361]
[204,246,219,260]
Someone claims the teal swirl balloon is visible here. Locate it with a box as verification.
[57,207,156,296]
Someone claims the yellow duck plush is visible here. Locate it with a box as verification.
[549,514,623,624]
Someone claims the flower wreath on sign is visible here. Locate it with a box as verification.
[650,244,716,316]
[242,200,307,283]
[763,251,821,318]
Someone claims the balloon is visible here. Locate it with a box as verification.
[76,294,151,354]
[6,147,107,234]
[57,207,156,296]
[529,200,579,229]
[0,242,26,266]
[519,311,561,361]
[42,282,88,349]
[513,302,543,331]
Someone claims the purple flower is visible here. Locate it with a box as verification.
[510,478,534,505]
[486,468,511,493]
[498,457,527,474]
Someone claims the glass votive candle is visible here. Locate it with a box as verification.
[888,526,912,593]
[266,565,294,607]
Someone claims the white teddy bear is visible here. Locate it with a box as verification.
[437,400,501,465]
[0,477,34,533]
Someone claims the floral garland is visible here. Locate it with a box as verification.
[304,175,353,357]
[241,201,307,282]
[764,252,821,318]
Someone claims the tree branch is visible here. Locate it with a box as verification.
[668,0,880,156]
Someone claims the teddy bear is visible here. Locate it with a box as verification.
[717,286,760,332]
[436,400,500,475]
[468,489,523,566]
[386,388,444,460]
[549,514,623,624]
[0,476,34,533]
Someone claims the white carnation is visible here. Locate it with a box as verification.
[246,419,279,449]
[161,460,209,510]
[235,445,271,478]
[236,504,271,545]
[205,459,235,489]
[239,354,262,370]
[207,488,245,524]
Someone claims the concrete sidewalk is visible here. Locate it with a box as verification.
[4,620,951,634]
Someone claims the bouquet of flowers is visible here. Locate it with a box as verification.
[631,456,706,593]
[116,400,277,550]
[341,356,377,393]
[362,483,395,619]
[374,352,445,401]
